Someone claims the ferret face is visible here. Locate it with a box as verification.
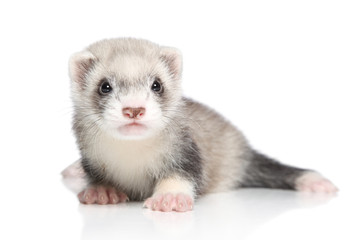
[69,38,183,140]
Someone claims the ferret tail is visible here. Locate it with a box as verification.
[240,150,308,190]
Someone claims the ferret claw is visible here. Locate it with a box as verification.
[78,186,128,205]
[144,193,194,212]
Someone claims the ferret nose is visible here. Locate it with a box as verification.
[122,107,146,119]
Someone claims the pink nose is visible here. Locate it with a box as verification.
[122,107,146,119]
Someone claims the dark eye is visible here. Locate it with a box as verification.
[99,80,112,95]
[151,78,163,93]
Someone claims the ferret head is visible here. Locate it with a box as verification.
[69,38,183,140]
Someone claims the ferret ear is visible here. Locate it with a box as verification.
[69,51,97,88]
[160,47,183,80]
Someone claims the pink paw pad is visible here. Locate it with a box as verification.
[78,186,128,205]
[144,193,194,212]
[296,172,339,193]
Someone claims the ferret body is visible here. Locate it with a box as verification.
[63,38,337,212]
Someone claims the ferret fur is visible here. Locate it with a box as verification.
[65,38,337,204]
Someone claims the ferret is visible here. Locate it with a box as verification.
[62,38,338,212]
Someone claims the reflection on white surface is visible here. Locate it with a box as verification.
[77,189,335,240]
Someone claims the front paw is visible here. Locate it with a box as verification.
[78,186,128,205]
[144,193,194,212]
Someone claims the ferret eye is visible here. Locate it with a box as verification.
[151,78,162,93]
[99,81,112,95]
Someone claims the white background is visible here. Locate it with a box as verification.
[0,1,359,239]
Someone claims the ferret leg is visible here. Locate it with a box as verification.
[78,185,129,205]
[295,171,338,193]
[61,160,88,193]
[72,158,129,204]
[241,151,338,193]
[61,160,86,178]
[144,177,195,212]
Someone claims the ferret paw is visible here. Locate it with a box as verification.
[144,193,194,212]
[78,186,129,205]
[296,172,338,193]
[61,160,86,178]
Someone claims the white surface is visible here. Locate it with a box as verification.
[0,1,359,240]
